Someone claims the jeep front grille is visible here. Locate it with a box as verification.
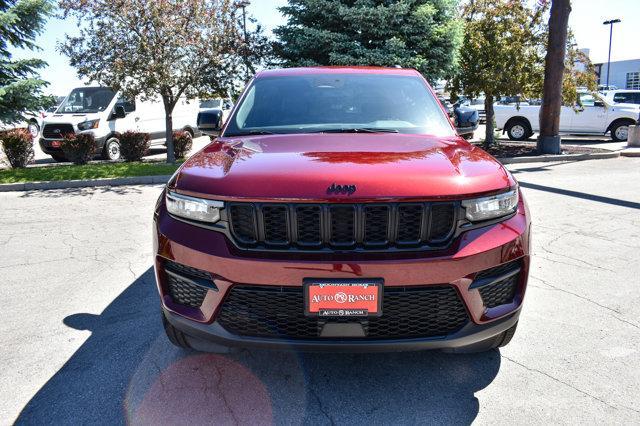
[227,202,457,251]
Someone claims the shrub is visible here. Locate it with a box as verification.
[120,131,150,162]
[0,128,34,168]
[172,130,193,159]
[61,133,96,165]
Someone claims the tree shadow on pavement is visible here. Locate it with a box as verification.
[16,267,501,425]
[518,181,640,210]
[19,185,148,199]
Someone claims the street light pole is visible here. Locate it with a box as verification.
[603,18,621,89]
[238,1,250,81]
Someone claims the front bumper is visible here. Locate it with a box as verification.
[164,306,520,352]
[39,133,108,155]
[154,193,531,351]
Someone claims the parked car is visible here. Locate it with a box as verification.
[497,96,530,106]
[495,92,640,141]
[198,98,234,136]
[23,97,65,138]
[438,96,479,139]
[601,89,640,105]
[39,87,200,161]
[155,66,530,353]
[467,96,487,122]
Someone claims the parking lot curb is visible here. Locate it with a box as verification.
[620,148,640,157]
[0,174,172,192]
[499,151,620,164]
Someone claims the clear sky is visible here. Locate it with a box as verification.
[9,0,639,96]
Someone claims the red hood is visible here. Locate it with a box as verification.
[173,134,515,201]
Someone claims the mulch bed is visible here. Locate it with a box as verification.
[477,142,609,158]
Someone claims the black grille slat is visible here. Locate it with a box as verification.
[217,285,469,340]
[165,260,211,281]
[396,205,423,243]
[227,202,457,251]
[429,203,455,241]
[479,275,518,308]
[363,205,389,245]
[164,260,213,308]
[474,260,521,308]
[296,206,322,246]
[229,205,257,243]
[261,205,289,245]
[42,123,75,139]
[330,205,356,246]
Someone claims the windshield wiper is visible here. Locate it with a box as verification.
[226,130,275,136]
[312,127,399,134]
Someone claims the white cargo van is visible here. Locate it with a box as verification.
[39,86,200,161]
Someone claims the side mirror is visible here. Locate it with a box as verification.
[455,108,479,129]
[112,105,126,119]
[594,101,605,107]
[197,110,223,135]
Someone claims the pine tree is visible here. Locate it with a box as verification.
[0,0,54,124]
[273,0,463,82]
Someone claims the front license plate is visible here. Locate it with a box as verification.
[304,278,383,317]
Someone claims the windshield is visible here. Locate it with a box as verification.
[224,74,455,137]
[58,87,116,114]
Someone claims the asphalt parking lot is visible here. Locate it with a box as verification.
[1,156,639,424]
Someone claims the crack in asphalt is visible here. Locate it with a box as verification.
[214,364,240,426]
[308,385,336,425]
[529,276,640,330]
[502,355,640,415]
[537,245,615,272]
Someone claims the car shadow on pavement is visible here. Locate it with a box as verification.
[16,268,501,425]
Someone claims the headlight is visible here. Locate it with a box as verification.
[77,119,100,131]
[461,188,519,222]
[166,191,224,223]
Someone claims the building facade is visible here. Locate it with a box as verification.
[594,59,640,90]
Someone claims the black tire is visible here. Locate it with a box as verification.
[445,321,518,353]
[495,321,518,348]
[610,120,632,142]
[162,312,191,349]
[506,119,531,141]
[51,153,67,162]
[462,132,474,140]
[102,136,121,160]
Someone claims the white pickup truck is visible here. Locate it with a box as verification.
[494,92,640,142]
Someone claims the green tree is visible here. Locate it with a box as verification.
[273,0,463,82]
[59,0,265,163]
[450,0,548,148]
[562,36,597,107]
[0,0,55,124]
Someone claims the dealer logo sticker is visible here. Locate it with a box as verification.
[334,292,348,304]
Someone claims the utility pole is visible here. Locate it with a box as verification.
[603,19,621,89]
[538,0,571,154]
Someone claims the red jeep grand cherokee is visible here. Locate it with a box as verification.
[153,67,530,352]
